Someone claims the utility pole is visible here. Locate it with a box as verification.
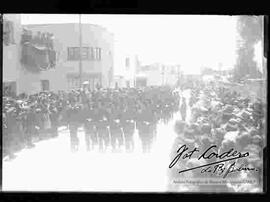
[162,65,165,86]
[177,65,180,87]
[134,55,139,88]
[79,14,82,88]
[218,62,222,77]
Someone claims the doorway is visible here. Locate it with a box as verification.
[41,80,50,91]
[3,81,17,97]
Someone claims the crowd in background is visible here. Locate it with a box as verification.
[20,28,56,72]
[21,29,54,49]
[2,78,266,192]
[169,82,266,192]
[2,86,179,159]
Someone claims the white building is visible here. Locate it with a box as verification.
[136,63,180,87]
[23,23,114,92]
[3,14,22,96]
[113,51,139,88]
[111,75,126,88]
[3,14,114,96]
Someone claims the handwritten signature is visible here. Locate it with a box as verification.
[169,144,258,178]
[201,162,258,178]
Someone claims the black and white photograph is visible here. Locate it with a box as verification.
[1,14,267,193]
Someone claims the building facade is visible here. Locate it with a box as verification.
[113,50,139,88]
[3,14,22,96]
[3,15,114,96]
[136,63,180,87]
[122,55,139,88]
[23,23,114,93]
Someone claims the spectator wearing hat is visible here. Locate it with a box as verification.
[174,120,186,136]
[94,102,110,152]
[109,104,124,152]
[4,107,19,159]
[180,97,187,121]
[66,101,81,152]
[49,104,59,138]
[121,104,136,152]
[221,104,234,123]
[83,105,97,151]
[24,106,36,148]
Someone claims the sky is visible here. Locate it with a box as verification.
[21,14,239,74]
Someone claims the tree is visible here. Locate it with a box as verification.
[234,16,263,82]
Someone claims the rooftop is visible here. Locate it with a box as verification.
[24,23,113,35]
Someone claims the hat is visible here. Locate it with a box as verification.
[7,107,16,113]
[220,139,236,153]
[200,135,214,145]
[16,100,24,104]
[35,108,42,112]
[236,132,252,148]
[252,102,263,110]
[251,135,263,145]
[183,127,197,138]
[239,110,252,120]
[223,105,234,114]
[225,122,238,132]
[201,123,211,134]
[190,123,200,130]
[213,127,226,139]
[228,118,240,125]
[22,105,30,110]
[30,104,36,109]
[249,128,259,136]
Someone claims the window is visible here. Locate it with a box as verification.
[125,57,130,68]
[94,48,99,60]
[68,77,80,89]
[98,48,102,60]
[90,47,94,60]
[82,47,89,60]
[68,47,101,61]
[68,47,80,60]
[171,67,176,74]
[126,81,130,88]
[3,20,15,46]
[93,47,102,60]
[41,80,50,91]
[93,48,97,60]
[3,81,16,97]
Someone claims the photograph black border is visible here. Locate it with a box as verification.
[1,0,269,200]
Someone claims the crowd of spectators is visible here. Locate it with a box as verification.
[169,83,265,192]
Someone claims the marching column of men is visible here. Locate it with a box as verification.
[3,86,180,159]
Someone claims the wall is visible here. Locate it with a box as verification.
[111,76,126,88]
[3,14,21,85]
[20,23,114,93]
[137,63,178,86]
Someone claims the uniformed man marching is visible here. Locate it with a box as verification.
[180,97,187,121]
[121,103,136,152]
[24,104,37,148]
[83,103,98,151]
[66,98,82,152]
[109,103,124,152]
[94,102,110,152]
[137,101,155,153]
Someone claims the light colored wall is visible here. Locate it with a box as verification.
[19,23,114,93]
[145,70,162,86]
[137,63,177,86]
[3,14,21,84]
[3,17,113,95]
[122,55,137,87]
[111,76,126,88]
